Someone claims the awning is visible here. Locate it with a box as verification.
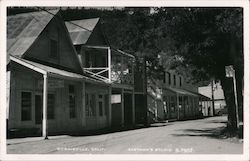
[164,87,199,97]
[10,56,109,85]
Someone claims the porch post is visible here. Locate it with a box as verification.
[108,86,112,127]
[132,90,135,125]
[176,93,179,120]
[121,88,124,126]
[81,81,86,127]
[42,74,48,139]
[182,96,185,119]
[108,47,111,83]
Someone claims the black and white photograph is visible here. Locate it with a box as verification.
[0,0,249,160]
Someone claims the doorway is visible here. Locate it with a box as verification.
[124,93,133,126]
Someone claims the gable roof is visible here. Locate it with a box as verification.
[7,10,59,61]
[65,18,99,45]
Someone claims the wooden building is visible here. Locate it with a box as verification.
[134,59,208,124]
[198,81,225,116]
[65,18,135,128]
[7,10,111,138]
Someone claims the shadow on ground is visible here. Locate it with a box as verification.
[8,123,173,139]
[172,127,226,138]
[172,126,240,142]
[68,123,173,137]
[206,120,228,124]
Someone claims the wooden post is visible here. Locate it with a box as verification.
[132,90,135,125]
[211,80,215,116]
[81,81,86,127]
[183,96,185,119]
[121,88,124,126]
[177,93,179,120]
[108,86,112,127]
[42,74,48,139]
[108,47,111,83]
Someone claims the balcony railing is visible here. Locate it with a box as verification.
[81,46,134,85]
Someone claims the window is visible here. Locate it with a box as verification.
[173,75,176,86]
[179,77,182,87]
[167,72,171,85]
[163,72,166,83]
[170,96,176,112]
[47,94,55,119]
[21,92,32,121]
[50,39,58,59]
[69,85,76,118]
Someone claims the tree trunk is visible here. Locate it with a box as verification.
[220,77,237,131]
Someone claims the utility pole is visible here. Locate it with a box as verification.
[211,79,215,116]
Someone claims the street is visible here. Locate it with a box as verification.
[7,116,243,154]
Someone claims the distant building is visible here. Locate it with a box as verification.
[134,59,209,124]
[198,81,226,116]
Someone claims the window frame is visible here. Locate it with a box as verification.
[167,72,171,85]
[69,84,77,119]
[21,91,32,121]
[173,74,176,86]
[179,76,182,87]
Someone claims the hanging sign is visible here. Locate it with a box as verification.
[111,94,121,104]
[225,65,235,78]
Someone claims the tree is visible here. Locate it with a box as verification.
[9,7,243,133]
[61,7,244,132]
[155,7,243,132]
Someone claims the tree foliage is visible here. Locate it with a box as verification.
[9,7,244,131]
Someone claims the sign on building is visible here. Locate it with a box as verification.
[225,65,235,78]
[111,94,121,104]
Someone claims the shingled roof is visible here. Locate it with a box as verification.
[7,10,59,62]
[65,18,99,45]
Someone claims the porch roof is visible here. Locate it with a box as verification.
[10,56,109,84]
[165,87,211,100]
[164,87,199,97]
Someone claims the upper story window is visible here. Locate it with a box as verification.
[50,39,58,59]
[179,76,182,87]
[167,72,171,85]
[163,72,166,83]
[173,75,176,86]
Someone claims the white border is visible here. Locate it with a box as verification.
[0,0,249,161]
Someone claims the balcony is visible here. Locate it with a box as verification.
[80,45,134,85]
